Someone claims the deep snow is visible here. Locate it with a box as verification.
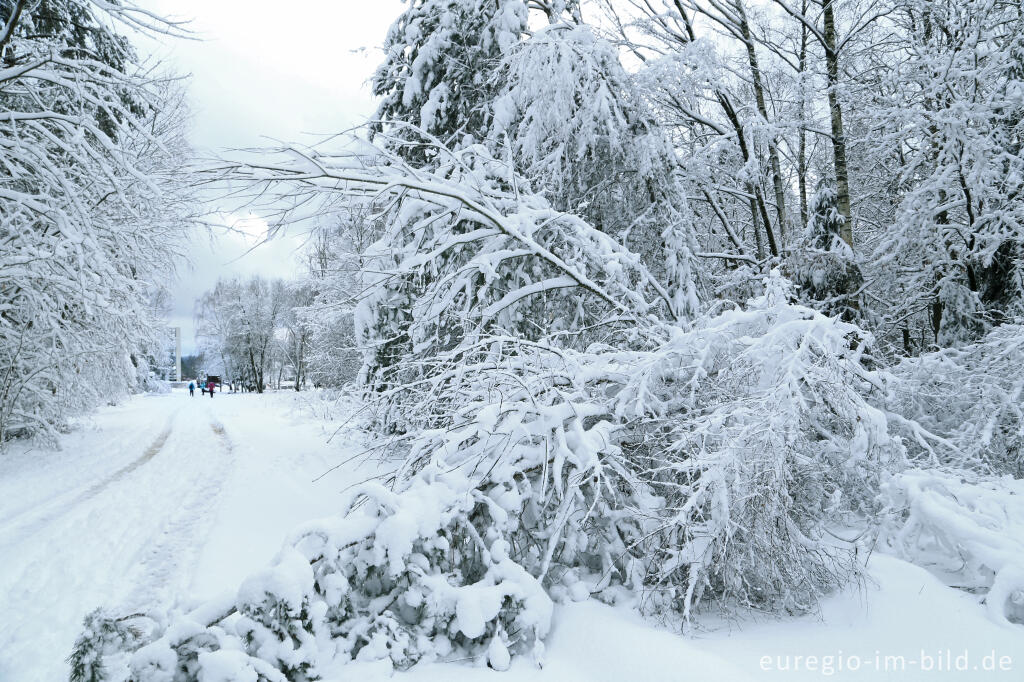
[0,389,1021,681]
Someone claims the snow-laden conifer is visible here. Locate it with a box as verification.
[372,0,527,159]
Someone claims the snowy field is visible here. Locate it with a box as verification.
[1,389,1020,682]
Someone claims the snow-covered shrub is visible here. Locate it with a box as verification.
[888,322,1024,476]
[374,273,904,623]
[375,334,630,599]
[141,377,172,395]
[68,610,148,682]
[880,469,1024,626]
[619,276,902,619]
[70,473,551,681]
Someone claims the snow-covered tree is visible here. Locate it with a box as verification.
[364,0,707,391]
[371,0,527,160]
[301,205,382,389]
[279,282,313,390]
[493,22,700,317]
[872,0,1024,347]
[787,181,864,320]
[195,277,289,393]
[0,0,194,443]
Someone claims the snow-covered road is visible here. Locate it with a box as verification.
[0,389,364,682]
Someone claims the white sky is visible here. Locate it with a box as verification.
[138,1,402,354]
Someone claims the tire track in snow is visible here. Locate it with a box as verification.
[0,403,239,682]
[116,418,237,614]
[0,406,190,682]
[0,417,177,545]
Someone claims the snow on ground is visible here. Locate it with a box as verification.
[0,387,369,682]
[1,388,1021,681]
[695,554,1024,680]
[339,555,1024,682]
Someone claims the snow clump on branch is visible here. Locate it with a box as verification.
[68,472,551,680]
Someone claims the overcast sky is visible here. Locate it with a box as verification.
[138,1,401,354]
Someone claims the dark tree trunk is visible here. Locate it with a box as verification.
[822,0,854,248]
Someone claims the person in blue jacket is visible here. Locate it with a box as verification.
[188,381,195,397]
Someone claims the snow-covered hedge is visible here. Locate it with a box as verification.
[69,473,551,681]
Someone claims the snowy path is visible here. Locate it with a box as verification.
[0,389,363,682]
